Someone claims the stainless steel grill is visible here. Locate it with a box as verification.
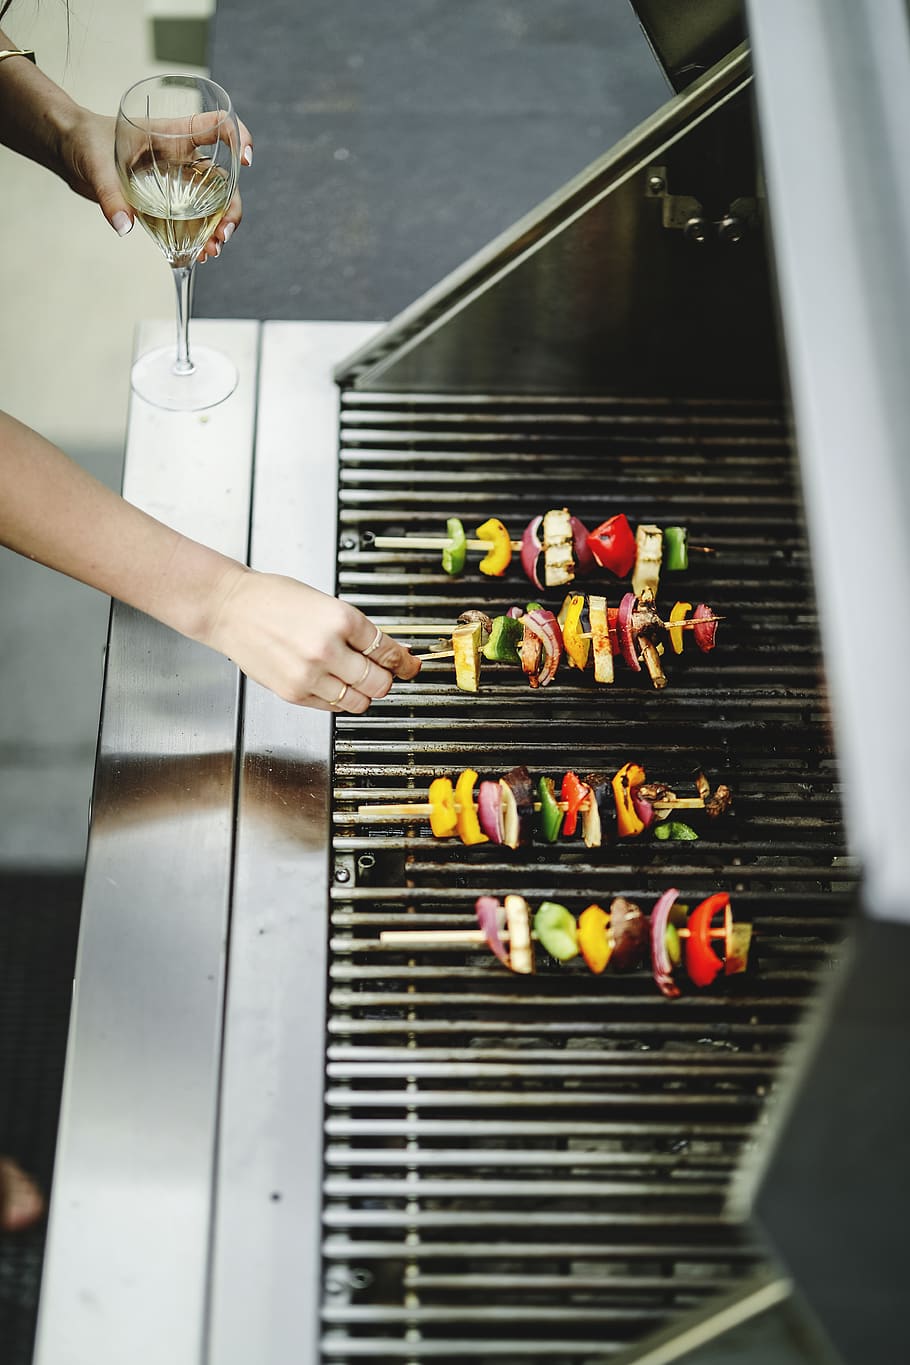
[321,392,854,1359]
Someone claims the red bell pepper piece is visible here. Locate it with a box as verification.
[559,771,591,838]
[586,513,637,578]
[685,892,730,987]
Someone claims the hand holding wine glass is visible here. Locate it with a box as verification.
[115,75,247,411]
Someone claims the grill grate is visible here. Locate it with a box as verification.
[322,394,855,1362]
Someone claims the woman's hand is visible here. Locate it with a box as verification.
[58,104,253,258]
[205,567,421,711]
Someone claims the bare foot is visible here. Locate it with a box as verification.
[0,1157,45,1232]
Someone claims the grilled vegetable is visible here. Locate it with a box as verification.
[685,892,729,987]
[536,776,565,843]
[519,608,563,687]
[500,765,534,848]
[520,516,544,590]
[475,517,513,576]
[650,887,682,998]
[482,614,524,664]
[663,526,688,571]
[668,600,692,654]
[587,594,615,684]
[454,768,489,845]
[428,777,457,837]
[558,592,591,670]
[617,592,642,672]
[692,602,719,652]
[476,780,504,843]
[559,771,591,839]
[476,896,510,967]
[504,894,534,973]
[577,904,613,973]
[631,524,663,598]
[609,896,648,970]
[452,621,483,692]
[653,819,699,841]
[533,901,579,962]
[585,513,637,577]
[441,517,467,575]
[541,507,577,587]
[612,762,648,838]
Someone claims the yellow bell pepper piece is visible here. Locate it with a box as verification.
[612,761,648,838]
[428,777,458,838]
[558,592,590,670]
[577,904,613,974]
[454,768,489,845]
[475,517,513,576]
[668,600,692,655]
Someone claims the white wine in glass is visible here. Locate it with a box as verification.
[115,75,241,411]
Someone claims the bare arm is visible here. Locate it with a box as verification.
[0,411,420,709]
[0,28,251,254]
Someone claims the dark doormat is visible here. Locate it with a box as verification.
[0,873,82,1364]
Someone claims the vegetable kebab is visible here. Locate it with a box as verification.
[356,763,733,849]
[393,589,721,692]
[369,507,711,596]
[380,889,752,999]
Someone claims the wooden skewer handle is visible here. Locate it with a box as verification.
[380,925,727,946]
[357,796,704,819]
[372,535,522,552]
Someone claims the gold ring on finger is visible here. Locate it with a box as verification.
[361,625,384,657]
[333,682,349,706]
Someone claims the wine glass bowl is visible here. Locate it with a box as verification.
[115,76,241,411]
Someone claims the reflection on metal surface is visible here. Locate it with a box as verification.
[335,47,779,399]
[33,321,260,1365]
[207,323,381,1365]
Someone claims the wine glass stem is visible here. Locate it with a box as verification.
[171,264,196,376]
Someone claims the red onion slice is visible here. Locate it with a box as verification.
[521,608,564,687]
[650,887,681,999]
[475,896,510,968]
[570,516,595,575]
[476,780,503,844]
[520,516,545,589]
[617,592,642,672]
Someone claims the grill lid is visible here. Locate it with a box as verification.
[335,44,777,400]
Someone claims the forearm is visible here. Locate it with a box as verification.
[0,29,81,178]
[0,410,245,643]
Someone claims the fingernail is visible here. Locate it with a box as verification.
[213,241,222,257]
[242,144,253,166]
[222,222,235,243]
[112,211,133,236]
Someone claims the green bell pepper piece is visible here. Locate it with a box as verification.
[441,517,467,575]
[536,776,564,843]
[482,614,524,664]
[533,901,579,961]
[655,819,699,841]
[663,525,689,571]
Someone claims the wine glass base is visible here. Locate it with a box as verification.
[130,345,238,412]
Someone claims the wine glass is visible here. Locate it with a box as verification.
[115,75,240,412]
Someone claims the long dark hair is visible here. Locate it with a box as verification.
[0,1,69,25]
[0,2,70,47]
